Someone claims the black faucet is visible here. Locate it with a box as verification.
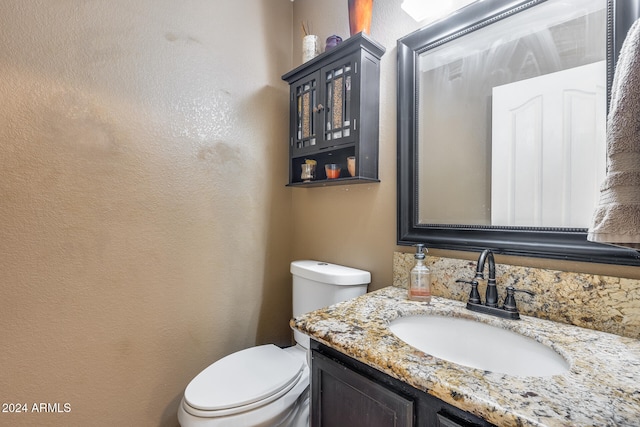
[456,249,534,320]
[475,249,498,307]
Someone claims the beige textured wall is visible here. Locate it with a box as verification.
[0,1,292,426]
[2,0,638,425]
[291,0,640,289]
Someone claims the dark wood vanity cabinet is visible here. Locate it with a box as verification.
[281,33,385,187]
[311,347,413,427]
[311,341,495,427]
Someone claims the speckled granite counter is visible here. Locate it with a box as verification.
[291,286,640,427]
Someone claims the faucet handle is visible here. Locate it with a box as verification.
[503,286,535,312]
[455,279,482,304]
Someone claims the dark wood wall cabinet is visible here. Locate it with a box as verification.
[311,341,496,427]
[282,33,385,187]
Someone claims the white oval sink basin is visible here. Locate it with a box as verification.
[389,315,569,377]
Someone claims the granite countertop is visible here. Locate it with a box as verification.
[291,286,640,427]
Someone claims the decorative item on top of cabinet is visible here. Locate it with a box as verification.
[348,0,374,36]
[282,32,385,187]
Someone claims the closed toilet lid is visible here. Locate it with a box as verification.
[184,344,305,412]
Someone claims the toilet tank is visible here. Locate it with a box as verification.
[291,260,371,348]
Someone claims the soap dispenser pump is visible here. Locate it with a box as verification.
[409,244,431,303]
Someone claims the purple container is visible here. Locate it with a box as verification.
[325,35,343,51]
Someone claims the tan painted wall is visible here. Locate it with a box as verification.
[0,1,292,426]
[291,0,640,289]
[2,0,639,426]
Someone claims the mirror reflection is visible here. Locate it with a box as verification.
[417,0,606,228]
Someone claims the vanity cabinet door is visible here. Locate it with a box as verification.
[311,350,414,427]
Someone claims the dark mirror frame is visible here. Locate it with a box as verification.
[397,0,640,265]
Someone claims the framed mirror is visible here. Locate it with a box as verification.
[397,0,640,265]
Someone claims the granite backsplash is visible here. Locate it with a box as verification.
[393,252,640,339]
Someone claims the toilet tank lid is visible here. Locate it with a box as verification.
[290,260,371,285]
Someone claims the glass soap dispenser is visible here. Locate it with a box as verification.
[408,244,431,303]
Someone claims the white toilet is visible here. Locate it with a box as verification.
[177,260,371,427]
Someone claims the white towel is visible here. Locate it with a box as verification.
[588,18,640,249]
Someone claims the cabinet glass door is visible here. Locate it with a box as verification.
[323,60,355,146]
[292,72,319,154]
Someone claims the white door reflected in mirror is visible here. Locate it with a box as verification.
[491,61,606,227]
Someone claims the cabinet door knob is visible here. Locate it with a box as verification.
[314,104,324,113]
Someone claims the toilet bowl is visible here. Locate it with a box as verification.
[177,261,371,427]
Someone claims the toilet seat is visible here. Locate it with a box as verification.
[183,344,305,418]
